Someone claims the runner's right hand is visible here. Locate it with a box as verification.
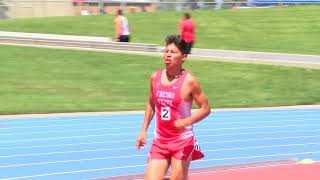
[136,132,146,150]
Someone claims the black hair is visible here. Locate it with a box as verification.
[184,13,190,19]
[117,9,123,15]
[165,35,188,55]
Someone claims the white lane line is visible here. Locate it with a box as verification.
[0,132,139,143]
[0,139,136,150]
[0,112,318,127]
[0,108,319,126]
[198,129,320,138]
[0,126,140,136]
[201,118,320,125]
[204,142,320,153]
[197,151,320,162]
[198,123,320,131]
[214,106,320,113]
[0,154,145,168]
[0,122,140,130]
[1,118,320,136]
[202,135,320,145]
[0,117,140,124]
[0,142,319,168]
[0,106,318,121]
[1,164,146,180]
[2,151,320,180]
[0,135,318,158]
[1,129,319,150]
[0,146,139,158]
[213,113,320,120]
[1,123,320,143]
[189,160,320,175]
[80,159,298,179]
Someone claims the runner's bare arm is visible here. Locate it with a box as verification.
[114,18,121,40]
[136,73,156,149]
[174,76,210,130]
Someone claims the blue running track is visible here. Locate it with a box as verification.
[0,106,319,180]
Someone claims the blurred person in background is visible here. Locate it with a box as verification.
[136,35,211,180]
[114,9,130,42]
[178,13,195,54]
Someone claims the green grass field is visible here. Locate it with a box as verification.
[0,6,320,54]
[1,45,319,114]
[0,5,320,54]
[1,5,319,114]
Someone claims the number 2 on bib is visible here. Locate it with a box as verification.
[161,107,171,120]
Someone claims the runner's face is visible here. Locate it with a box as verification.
[163,43,186,69]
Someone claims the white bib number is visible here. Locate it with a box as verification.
[161,107,171,120]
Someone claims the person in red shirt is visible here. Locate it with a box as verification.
[136,35,211,180]
[179,13,195,54]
